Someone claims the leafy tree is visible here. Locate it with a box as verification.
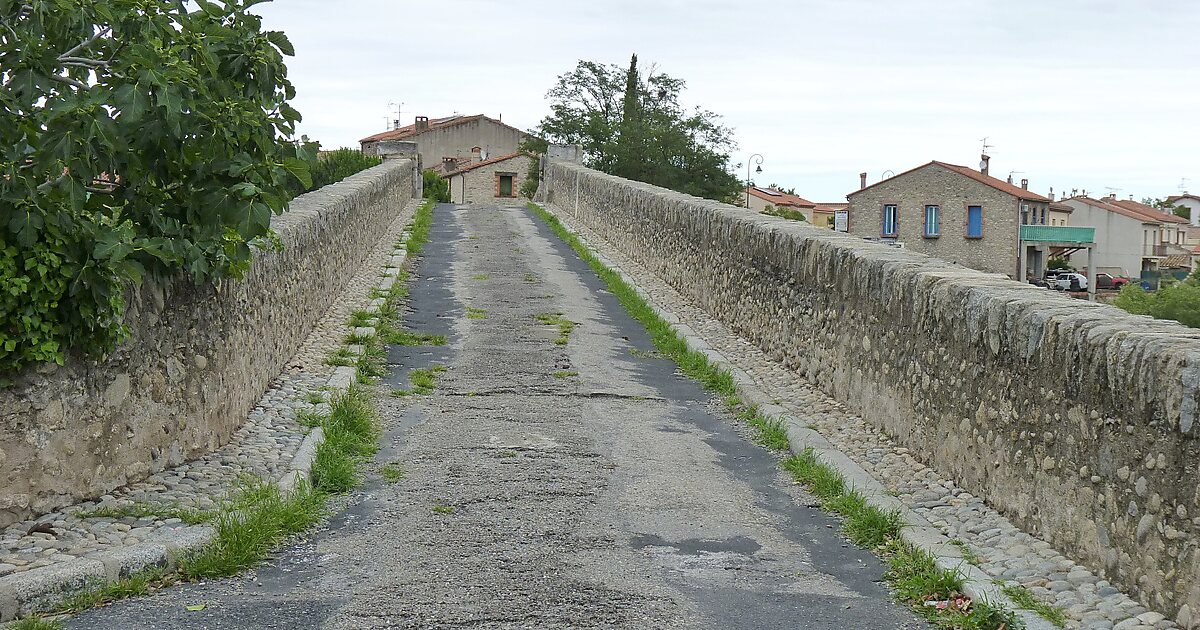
[518,135,547,199]
[0,0,309,375]
[767,183,798,196]
[535,55,742,202]
[422,169,450,203]
[1142,197,1190,219]
[1115,268,1200,329]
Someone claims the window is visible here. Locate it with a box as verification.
[966,205,983,238]
[882,204,898,236]
[924,205,940,237]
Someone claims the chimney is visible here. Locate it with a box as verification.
[1007,174,1013,184]
[470,146,482,163]
[414,116,429,132]
[859,172,867,190]
[980,154,990,177]
[1021,178,1029,190]
[1049,187,1055,201]
[442,157,458,172]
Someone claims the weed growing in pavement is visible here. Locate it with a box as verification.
[348,310,375,327]
[11,618,64,630]
[528,202,1019,630]
[949,539,984,566]
[471,273,489,280]
[885,540,1021,630]
[75,503,213,525]
[179,477,326,581]
[297,409,326,428]
[355,341,388,384]
[523,272,537,283]
[381,463,406,483]
[324,347,356,367]
[304,391,326,405]
[1002,584,1066,628]
[534,312,576,345]
[345,331,373,345]
[552,370,579,379]
[466,306,488,320]
[737,405,790,452]
[54,564,171,614]
[385,331,446,346]
[311,386,379,494]
[432,505,454,514]
[406,199,435,255]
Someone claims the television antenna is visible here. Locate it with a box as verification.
[979,136,994,156]
[385,101,406,130]
[1104,186,1121,197]
[1181,177,1190,194]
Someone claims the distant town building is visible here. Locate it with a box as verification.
[360,114,527,171]
[442,152,532,204]
[1058,196,1190,276]
[1166,194,1200,227]
[744,186,840,228]
[846,158,1052,277]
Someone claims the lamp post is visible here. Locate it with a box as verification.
[745,154,763,208]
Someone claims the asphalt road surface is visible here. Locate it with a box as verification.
[67,203,925,629]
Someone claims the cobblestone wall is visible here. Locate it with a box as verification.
[0,159,417,527]
[541,160,1200,624]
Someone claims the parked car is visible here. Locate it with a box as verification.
[1054,272,1089,291]
[1094,272,1130,290]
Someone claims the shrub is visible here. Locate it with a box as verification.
[1115,271,1200,329]
[312,148,381,190]
[422,169,450,202]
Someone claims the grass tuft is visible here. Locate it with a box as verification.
[384,330,447,346]
[381,462,406,483]
[75,503,214,526]
[534,312,576,345]
[11,619,65,630]
[737,405,790,451]
[552,370,579,379]
[1002,584,1066,628]
[311,386,379,493]
[324,347,355,367]
[466,306,488,320]
[432,505,454,514]
[178,477,325,581]
[406,199,434,255]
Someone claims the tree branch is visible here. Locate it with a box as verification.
[60,56,107,67]
[48,73,87,90]
[59,25,111,60]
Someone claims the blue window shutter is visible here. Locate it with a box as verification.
[967,206,983,237]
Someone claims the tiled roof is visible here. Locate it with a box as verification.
[931,162,1050,202]
[443,152,526,176]
[747,186,816,208]
[1065,196,1168,225]
[813,202,848,213]
[847,161,1049,202]
[360,114,524,144]
[1106,198,1190,224]
[1167,194,1200,203]
[1049,202,1074,212]
[430,157,473,176]
[1162,254,1193,268]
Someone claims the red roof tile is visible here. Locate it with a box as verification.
[847,161,1048,202]
[1105,198,1190,224]
[747,186,816,208]
[443,152,526,176]
[360,114,524,144]
[1065,196,1165,224]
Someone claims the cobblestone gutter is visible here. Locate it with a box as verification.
[539,161,1200,629]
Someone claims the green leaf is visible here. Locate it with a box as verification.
[281,157,311,189]
[265,31,294,56]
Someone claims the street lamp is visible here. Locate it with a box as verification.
[745,154,764,208]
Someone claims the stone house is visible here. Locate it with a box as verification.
[360,114,526,171]
[443,152,532,204]
[846,159,1050,277]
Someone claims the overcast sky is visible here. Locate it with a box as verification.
[255,0,1199,203]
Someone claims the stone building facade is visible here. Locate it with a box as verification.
[847,161,1049,278]
[360,114,526,171]
[446,153,532,204]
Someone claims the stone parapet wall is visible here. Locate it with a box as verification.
[540,160,1200,623]
[0,159,417,527]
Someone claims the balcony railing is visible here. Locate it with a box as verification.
[1019,225,1096,244]
[1144,244,1168,257]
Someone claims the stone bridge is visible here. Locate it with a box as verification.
[0,153,1196,629]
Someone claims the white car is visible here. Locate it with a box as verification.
[1054,272,1088,291]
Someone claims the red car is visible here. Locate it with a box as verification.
[1094,273,1130,289]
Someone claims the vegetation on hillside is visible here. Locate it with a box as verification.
[533,54,742,202]
[0,0,306,376]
